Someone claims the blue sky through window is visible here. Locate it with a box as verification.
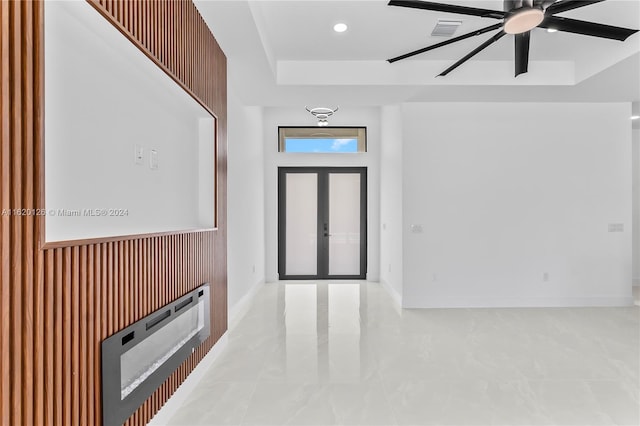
[285,138,358,153]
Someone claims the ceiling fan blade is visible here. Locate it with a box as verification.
[515,32,530,77]
[534,0,558,8]
[439,30,506,76]
[388,23,503,63]
[545,0,605,16]
[540,16,639,41]
[388,0,505,19]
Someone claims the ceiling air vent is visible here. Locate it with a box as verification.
[431,20,463,37]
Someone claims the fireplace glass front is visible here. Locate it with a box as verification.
[120,297,205,399]
[102,284,210,426]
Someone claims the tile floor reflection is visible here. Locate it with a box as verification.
[167,282,640,426]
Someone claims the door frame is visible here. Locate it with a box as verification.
[278,167,367,280]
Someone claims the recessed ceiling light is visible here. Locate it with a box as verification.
[547,28,558,33]
[632,115,640,120]
[333,23,348,33]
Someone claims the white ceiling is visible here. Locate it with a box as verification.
[194,0,640,107]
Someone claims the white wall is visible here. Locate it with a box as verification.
[401,102,633,308]
[45,1,214,242]
[227,89,266,312]
[633,128,640,286]
[263,107,381,282]
[379,106,403,304]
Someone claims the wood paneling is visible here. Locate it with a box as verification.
[43,235,220,426]
[0,1,227,425]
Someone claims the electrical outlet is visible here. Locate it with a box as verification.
[432,273,438,282]
[543,272,549,282]
[411,224,423,234]
[388,264,391,273]
[252,264,256,273]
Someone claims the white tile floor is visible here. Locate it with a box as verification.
[167,282,640,426]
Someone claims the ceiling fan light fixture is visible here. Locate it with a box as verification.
[387,0,639,77]
[504,8,544,34]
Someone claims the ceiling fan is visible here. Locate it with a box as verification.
[387,0,639,77]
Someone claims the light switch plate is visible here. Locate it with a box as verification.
[410,224,423,234]
[134,144,144,165]
[150,150,158,170]
[608,223,624,232]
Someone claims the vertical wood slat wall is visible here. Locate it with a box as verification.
[0,1,228,425]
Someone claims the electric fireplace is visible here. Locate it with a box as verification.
[102,284,210,426]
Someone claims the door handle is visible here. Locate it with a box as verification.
[324,223,330,237]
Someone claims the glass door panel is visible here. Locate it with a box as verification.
[328,173,361,276]
[285,173,318,276]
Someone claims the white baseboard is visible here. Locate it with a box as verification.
[148,333,228,426]
[228,279,264,327]
[379,279,402,307]
[401,296,635,309]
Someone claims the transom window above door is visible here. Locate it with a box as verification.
[278,127,367,153]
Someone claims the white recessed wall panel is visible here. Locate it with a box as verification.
[401,102,633,307]
[45,1,215,242]
[379,105,403,304]
[227,88,265,313]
